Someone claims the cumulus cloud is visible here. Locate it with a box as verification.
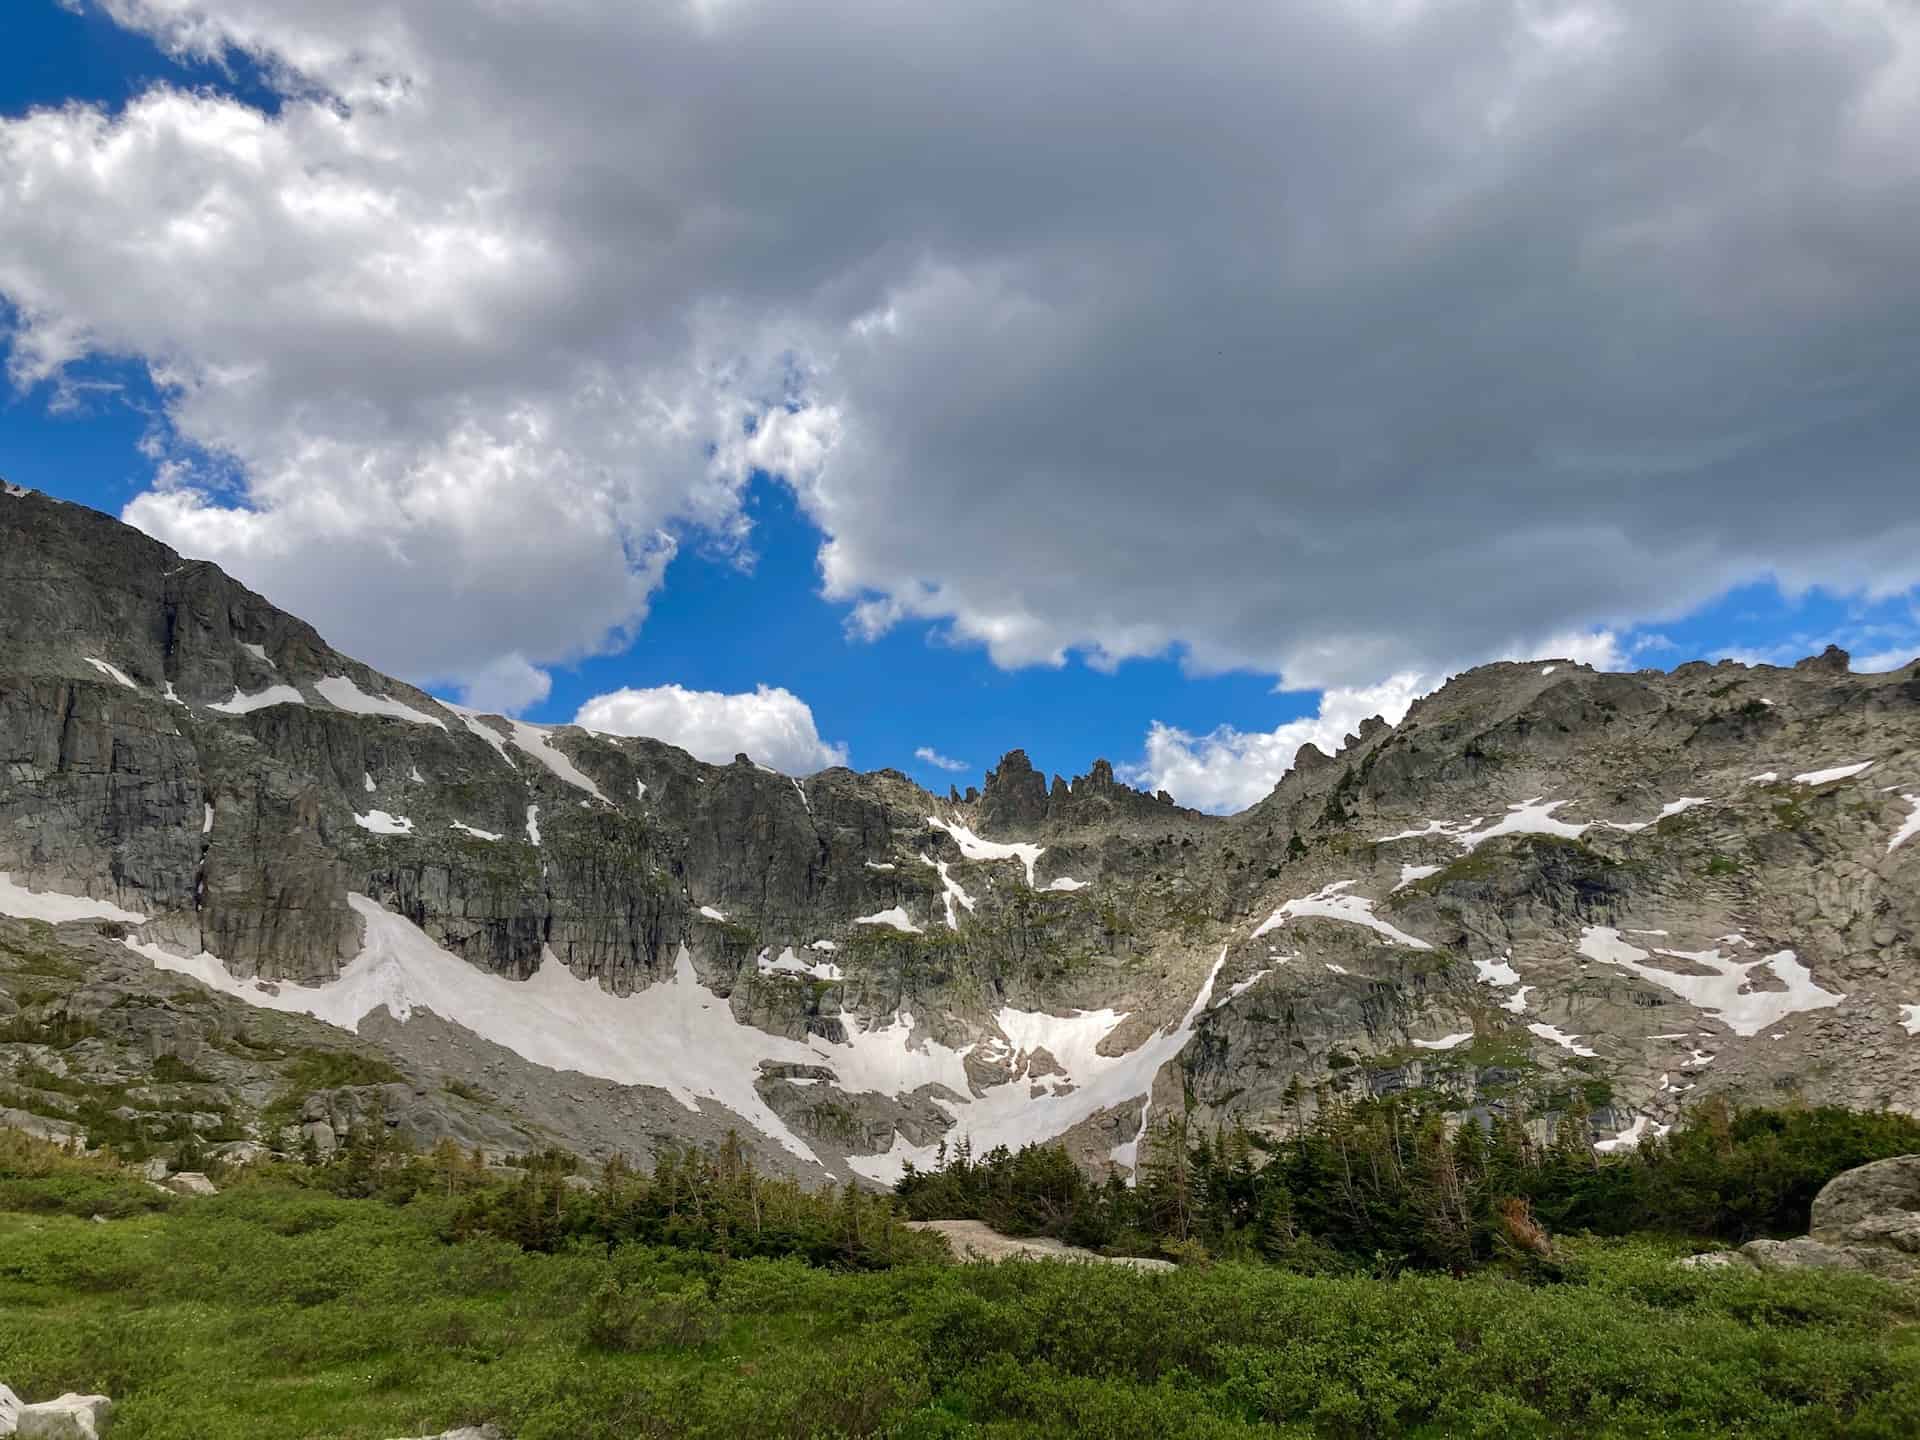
[3,0,1919,700]
[914,746,969,772]
[457,653,552,716]
[574,683,848,775]
[1123,675,1430,815]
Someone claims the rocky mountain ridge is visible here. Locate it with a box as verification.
[2,481,1917,1182]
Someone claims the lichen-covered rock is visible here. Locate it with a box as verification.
[1810,1154,1920,1238]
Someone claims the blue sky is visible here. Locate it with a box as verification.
[4,1,1917,811]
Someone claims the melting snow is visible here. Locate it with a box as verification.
[920,857,977,930]
[809,940,839,952]
[208,684,305,715]
[239,642,274,668]
[1579,927,1844,1037]
[1393,864,1441,891]
[1747,771,1780,784]
[163,682,184,705]
[83,657,136,689]
[864,861,896,872]
[202,803,214,835]
[698,905,728,922]
[524,805,541,846]
[758,947,844,983]
[410,765,424,783]
[1044,876,1089,892]
[1474,953,1521,987]
[1540,665,1557,675]
[1412,1032,1473,1050]
[635,779,648,801]
[1219,968,1274,1005]
[1252,880,1433,949]
[315,675,446,729]
[450,821,502,842]
[504,722,607,799]
[447,705,516,767]
[1501,986,1533,1014]
[1608,798,1709,833]
[927,816,1045,886]
[1794,761,1873,785]
[854,906,924,934]
[1594,1115,1667,1154]
[130,898,825,1163]
[1528,1023,1596,1057]
[1887,796,1920,854]
[0,873,147,925]
[363,772,376,793]
[354,810,415,837]
[1325,963,1349,975]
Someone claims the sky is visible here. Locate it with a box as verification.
[2,0,1917,812]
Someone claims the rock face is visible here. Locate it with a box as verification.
[3,485,1920,1185]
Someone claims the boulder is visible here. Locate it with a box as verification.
[1809,1155,1920,1238]
[139,1157,168,1183]
[388,1428,503,1440]
[2,1382,22,1435]
[1677,1251,1750,1271]
[164,1171,217,1197]
[1739,1237,1864,1272]
[15,1394,113,1440]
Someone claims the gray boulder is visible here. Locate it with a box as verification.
[1810,1154,1920,1238]
[1,1382,22,1435]
[15,1394,113,1440]
[163,1172,217,1197]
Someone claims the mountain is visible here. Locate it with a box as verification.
[2,481,1917,1181]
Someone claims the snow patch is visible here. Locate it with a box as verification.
[1412,1032,1473,1050]
[207,684,305,715]
[1474,953,1521,987]
[315,675,446,729]
[447,705,516,767]
[0,873,147,925]
[1794,761,1874,785]
[1500,985,1533,1014]
[1746,771,1779,784]
[1043,876,1089,892]
[505,720,607,799]
[1528,1022,1596,1057]
[83,657,136,689]
[450,821,502,842]
[919,856,977,930]
[162,682,184,706]
[202,802,214,835]
[239,642,274,668]
[363,772,376,793]
[758,946,843,983]
[524,804,541,846]
[1886,795,1920,854]
[1594,1115,1667,1154]
[864,861,896,872]
[698,905,729,922]
[1251,880,1433,949]
[1393,864,1441,891]
[854,906,923,934]
[926,816,1045,886]
[1578,927,1844,1037]
[130,899,825,1163]
[1900,1004,1920,1036]
[353,810,415,836]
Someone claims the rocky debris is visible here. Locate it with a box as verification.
[1680,1155,1920,1278]
[10,1393,113,1440]
[908,1218,1175,1271]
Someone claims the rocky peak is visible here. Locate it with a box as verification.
[1796,644,1851,674]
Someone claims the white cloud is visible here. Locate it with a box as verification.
[1123,674,1427,814]
[1854,648,1919,674]
[3,0,1919,698]
[914,746,969,772]
[574,683,848,775]
[455,652,552,715]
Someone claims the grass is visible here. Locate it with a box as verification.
[1,1164,1918,1438]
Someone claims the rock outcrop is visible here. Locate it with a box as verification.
[1683,1154,1920,1278]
